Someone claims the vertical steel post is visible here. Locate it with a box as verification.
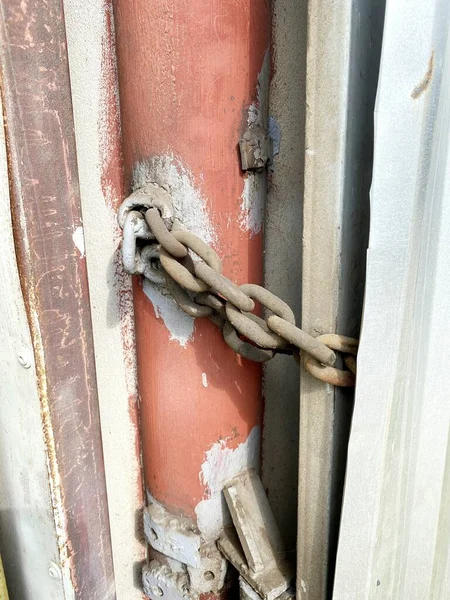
[113,0,270,588]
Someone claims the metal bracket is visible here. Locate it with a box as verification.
[143,560,198,600]
[144,499,228,597]
[144,499,202,568]
[218,470,294,600]
[239,126,272,171]
[186,542,227,594]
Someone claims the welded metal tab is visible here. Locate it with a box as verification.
[218,470,293,600]
[239,127,272,171]
[186,542,227,594]
[143,561,197,600]
[144,500,202,568]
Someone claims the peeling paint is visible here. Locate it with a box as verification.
[72,226,85,257]
[239,50,270,236]
[239,175,265,236]
[195,426,261,541]
[142,279,194,347]
[247,50,270,129]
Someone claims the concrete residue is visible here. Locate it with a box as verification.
[142,279,194,347]
[133,155,217,345]
[195,426,260,541]
[132,155,217,247]
[239,176,265,236]
[72,226,85,258]
[239,50,270,236]
[202,373,208,388]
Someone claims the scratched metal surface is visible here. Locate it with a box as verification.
[0,1,116,598]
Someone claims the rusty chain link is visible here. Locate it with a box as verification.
[119,188,359,387]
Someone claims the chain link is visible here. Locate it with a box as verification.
[118,191,359,387]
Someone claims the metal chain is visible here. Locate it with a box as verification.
[119,190,359,387]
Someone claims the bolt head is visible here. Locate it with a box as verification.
[18,348,32,369]
[48,562,62,580]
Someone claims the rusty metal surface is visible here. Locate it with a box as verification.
[0,1,116,598]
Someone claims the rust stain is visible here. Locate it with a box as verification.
[0,0,116,597]
[411,51,434,99]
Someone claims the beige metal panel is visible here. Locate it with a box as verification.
[63,2,145,598]
[298,0,384,598]
[334,1,450,598]
[0,96,64,599]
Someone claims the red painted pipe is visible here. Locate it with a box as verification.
[113,0,270,586]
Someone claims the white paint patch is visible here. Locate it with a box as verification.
[247,50,270,129]
[142,279,194,347]
[300,579,307,594]
[202,373,208,388]
[195,426,261,541]
[239,175,265,236]
[239,50,270,236]
[72,226,85,257]
[132,155,217,247]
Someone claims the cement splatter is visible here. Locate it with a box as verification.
[142,279,194,347]
[239,50,270,236]
[72,226,85,258]
[202,373,208,388]
[134,155,217,345]
[132,155,217,247]
[195,426,260,540]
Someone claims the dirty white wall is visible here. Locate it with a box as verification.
[334,0,450,597]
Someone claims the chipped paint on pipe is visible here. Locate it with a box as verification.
[113,0,271,557]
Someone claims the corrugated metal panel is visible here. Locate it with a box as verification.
[334,0,450,598]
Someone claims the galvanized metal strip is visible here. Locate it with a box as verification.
[334,1,450,597]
